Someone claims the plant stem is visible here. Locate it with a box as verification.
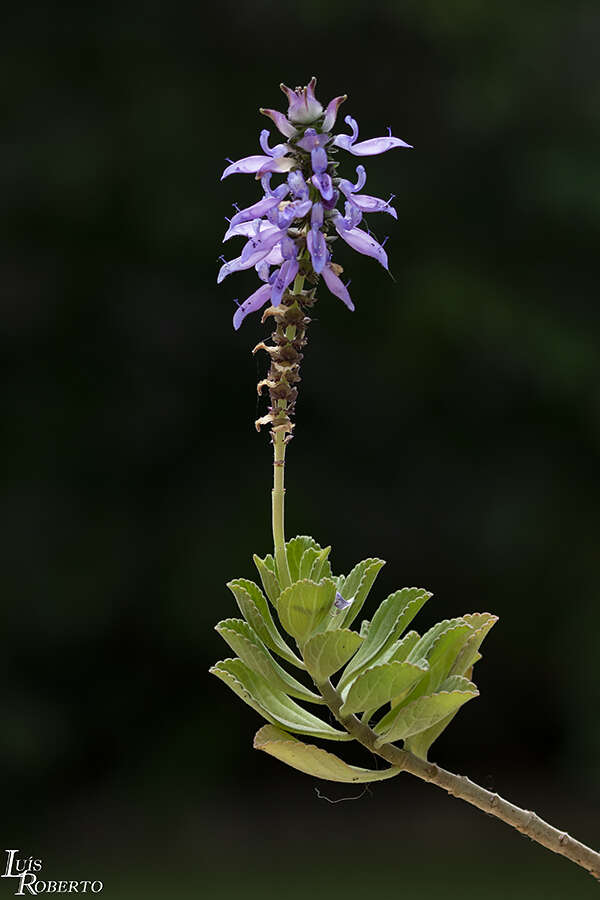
[270,274,306,590]
[317,679,600,881]
[272,415,292,589]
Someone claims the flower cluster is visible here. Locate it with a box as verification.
[219,77,412,330]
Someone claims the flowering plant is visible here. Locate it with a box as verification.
[211,78,600,881]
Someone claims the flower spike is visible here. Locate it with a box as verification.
[219,78,411,333]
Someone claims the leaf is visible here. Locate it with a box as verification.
[404,677,478,760]
[286,536,320,583]
[227,579,304,669]
[417,621,474,694]
[359,620,370,638]
[388,630,420,662]
[309,546,332,582]
[254,725,401,783]
[339,587,430,689]
[299,547,320,580]
[450,613,498,676]
[278,579,336,645]
[340,660,429,715]
[303,629,364,683]
[253,555,281,608]
[342,559,386,628]
[210,658,351,741]
[215,618,322,703]
[374,687,479,746]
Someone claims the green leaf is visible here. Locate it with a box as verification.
[341,559,386,628]
[254,725,401,783]
[340,659,429,715]
[210,658,351,741]
[286,536,320,583]
[253,555,281,608]
[404,677,478,760]
[374,687,479,746]
[450,613,498,676]
[389,630,420,662]
[339,587,430,689]
[359,620,370,638]
[227,579,304,669]
[278,578,336,645]
[299,547,320,580]
[309,546,332,582]
[303,629,364,683]
[215,618,322,704]
[417,621,474,693]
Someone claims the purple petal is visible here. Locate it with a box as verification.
[337,165,367,198]
[334,222,389,270]
[218,249,268,283]
[334,590,353,610]
[280,235,298,260]
[260,245,284,267]
[311,146,328,175]
[240,226,285,262]
[287,170,309,200]
[230,195,281,227]
[350,193,398,218]
[270,258,299,306]
[343,136,412,156]
[221,155,272,180]
[233,283,272,330]
[296,128,330,152]
[256,156,296,178]
[275,198,312,228]
[259,108,298,139]
[311,172,333,201]
[307,228,327,275]
[223,220,278,242]
[331,115,359,152]
[261,173,290,199]
[259,129,290,158]
[321,265,355,311]
[322,95,347,132]
[311,202,323,229]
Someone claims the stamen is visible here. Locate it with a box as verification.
[381,236,389,247]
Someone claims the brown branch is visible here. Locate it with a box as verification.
[318,679,600,881]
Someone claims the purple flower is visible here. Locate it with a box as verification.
[219,78,411,327]
[280,76,323,124]
[233,283,272,331]
[334,590,353,610]
[333,116,412,156]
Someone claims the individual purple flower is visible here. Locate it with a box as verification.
[310,146,334,201]
[219,78,411,327]
[280,76,323,124]
[332,213,389,270]
[333,116,412,156]
[322,262,354,311]
[233,283,272,331]
[334,590,353,610]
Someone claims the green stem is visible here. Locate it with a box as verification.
[272,418,291,589]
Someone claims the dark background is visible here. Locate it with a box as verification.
[2,1,599,896]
